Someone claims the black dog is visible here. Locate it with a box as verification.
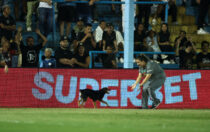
[78,87,111,108]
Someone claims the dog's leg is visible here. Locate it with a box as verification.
[78,99,83,108]
[93,101,97,108]
[81,101,86,108]
[100,100,109,107]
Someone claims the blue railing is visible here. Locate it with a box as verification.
[89,51,179,69]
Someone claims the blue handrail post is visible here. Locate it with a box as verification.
[89,51,92,68]
[124,0,134,69]
[165,2,169,23]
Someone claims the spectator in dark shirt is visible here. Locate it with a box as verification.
[134,23,149,51]
[58,0,76,37]
[197,41,210,69]
[20,29,47,67]
[174,30,188,51]
[76,0,95,23]
[196,0,210,34]
[102,23,118,52]
[40,48,56,68]
[71,19,85,51]
[73,42,90,68]
[136,0,151,30]
[77,24,96,54]
[55,36,75,68]
[102,46,117,69]
[176,41,197,69]
[0,5,16,41]
[158,23,173,51]
[14,0,27,21]
[158,23,174,63]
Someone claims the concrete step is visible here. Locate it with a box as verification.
[168,25,197,34]
[177,6,186,16]
[177,15,196,25]
[170,34,210,43]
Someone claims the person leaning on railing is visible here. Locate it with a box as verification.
[72,42,90,68]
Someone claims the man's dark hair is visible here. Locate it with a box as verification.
[201,41,209,48]
[99,20,106,25]
[185,41,193,48]
[160,23,169,33]
[2,5,10,12]
[85,23,92,27]
[180,30,186,35]
[137,54,150,63]
[26,36,34,41]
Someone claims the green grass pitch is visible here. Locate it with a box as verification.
[0,108,209,132]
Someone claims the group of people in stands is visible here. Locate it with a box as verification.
[0,0,210,72]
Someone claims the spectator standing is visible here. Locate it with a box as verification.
[197,41,210,69]
[73,42,90,68]
[40,48,56,68]
[14,0,27,21]
[152,0,177,24]
[136,0,151,30]
[0,5,16,41]
[58,0,76,37]
[26,0,38,31]
[76,0,96,23]
[196,0,210,34]
[55,36,75,68]
[20,29,47,67]
[38,0,53,36]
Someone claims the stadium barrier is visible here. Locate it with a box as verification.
[0,68,209,109]
[89,51,179,69]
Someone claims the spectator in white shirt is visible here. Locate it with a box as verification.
[115,30,124,51]
[94,20,106,50]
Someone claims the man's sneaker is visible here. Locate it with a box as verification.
[161,54,168,59]
[27,27,32,32]
[170,60,175,64]
[120,57,124,63]
[163,60,171,64]
[197,28,209,34]
[151,100,161,109]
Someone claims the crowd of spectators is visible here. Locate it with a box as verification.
[0,0,210,71]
